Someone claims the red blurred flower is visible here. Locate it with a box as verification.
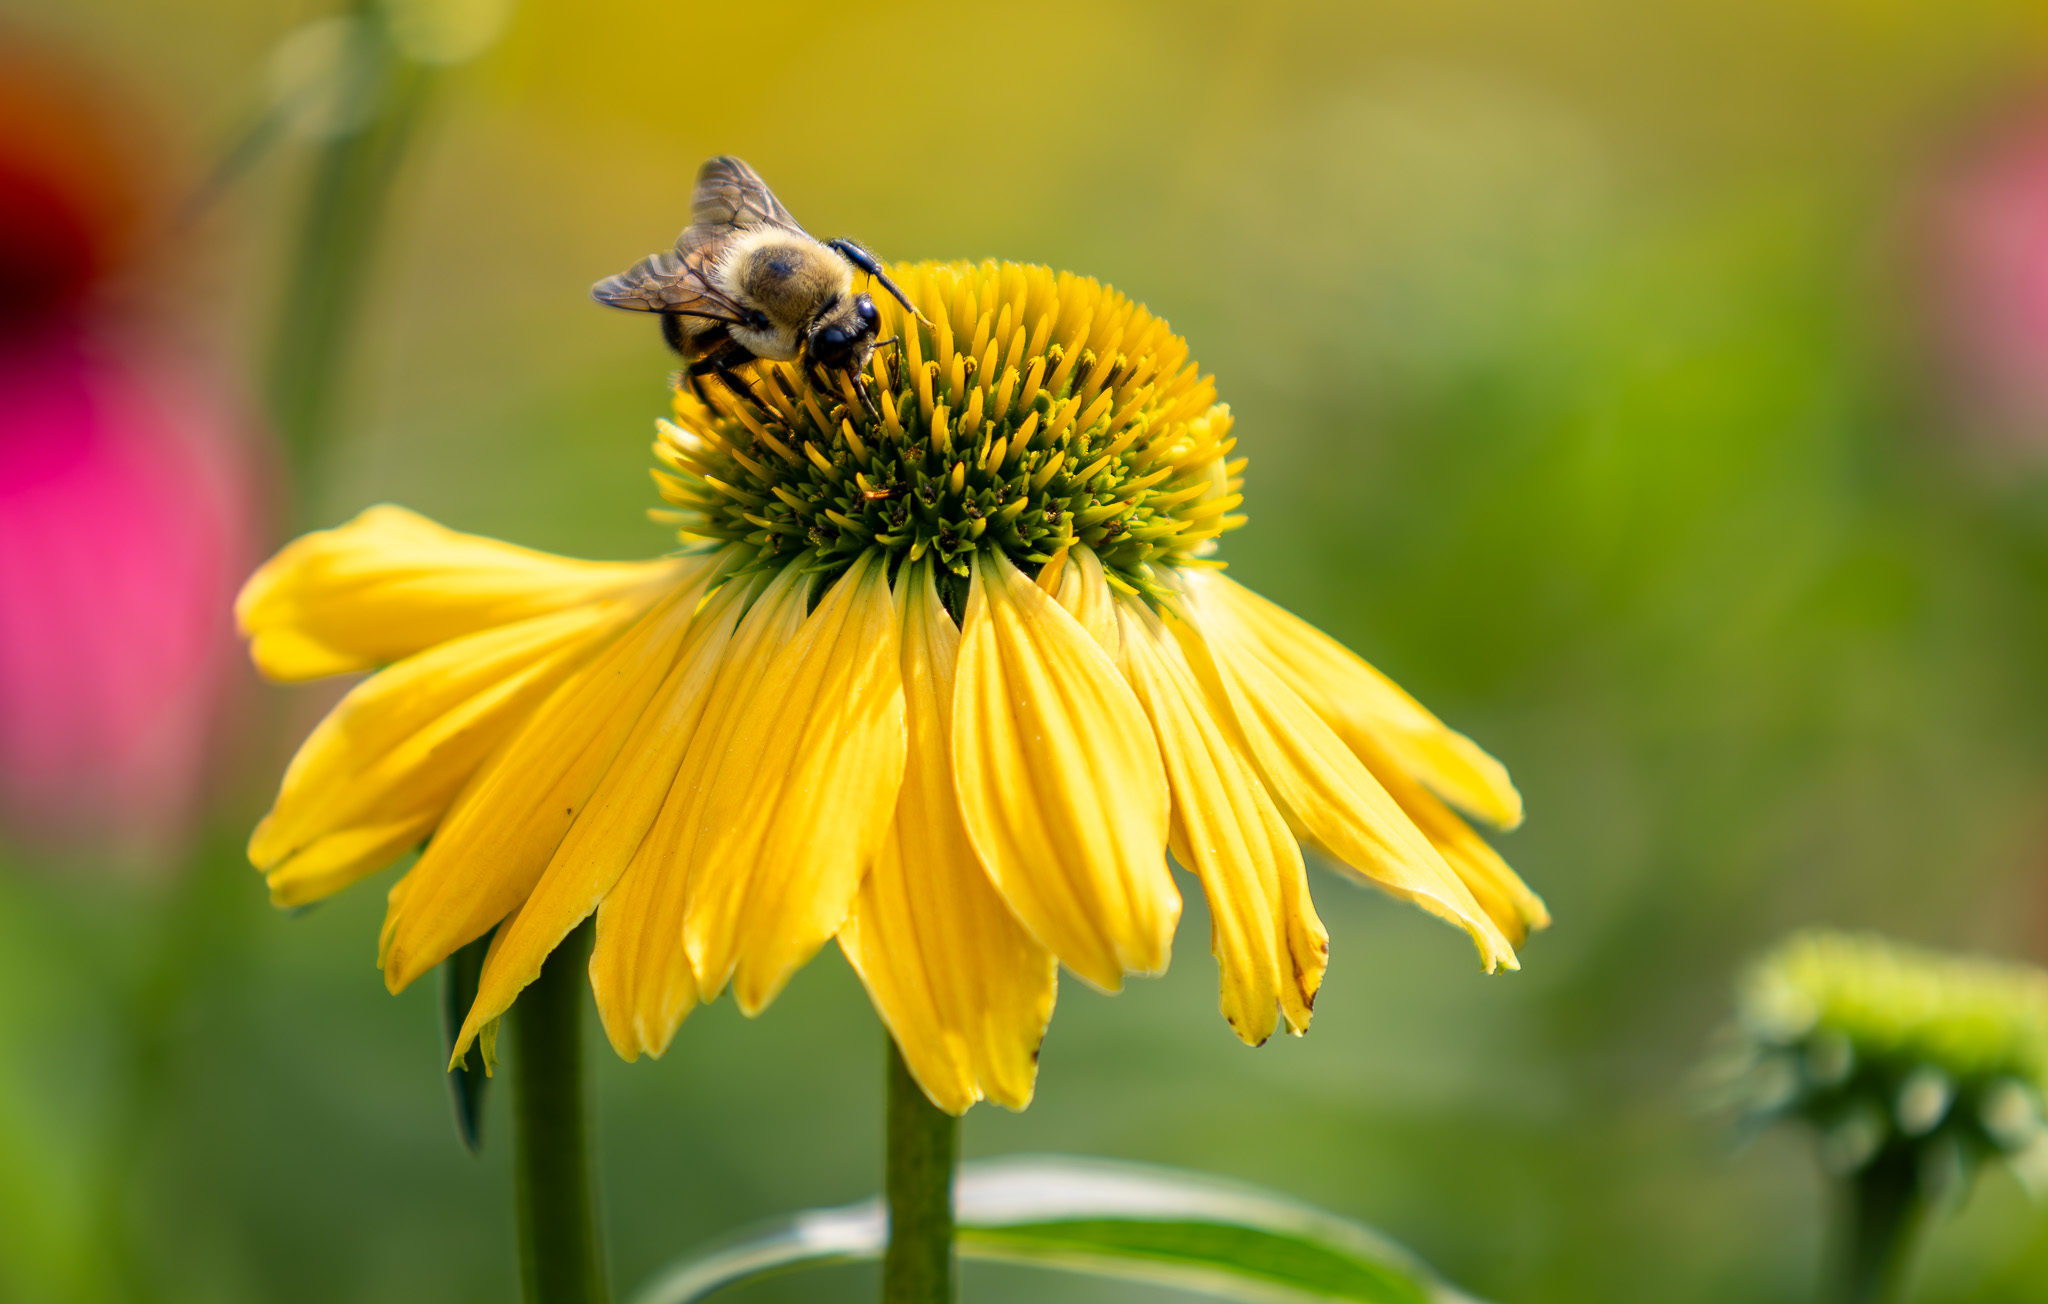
[0,43,261,868]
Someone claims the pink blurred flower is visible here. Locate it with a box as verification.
[0,43,262,868]
[0,326,258,863]
[1924,94,2048,458]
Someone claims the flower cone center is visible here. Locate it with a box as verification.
[650,260,1245,604]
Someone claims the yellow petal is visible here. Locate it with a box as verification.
[951,548,1177,991]
[451,562,753,1058]
[1170,570,1517,973]
[237,504,681,681]
[1047,543,1120,658]
[685,551,907,1015]
[1113,588,1326,1043]
[588,566,805,1059]
[839,561,1057,1113]
[250,598,650,905]
[377,568,711,992]
[261,811,438,907]
[456,897,524,1074]
[1203,574,1523,829]
[1346,725,1551,945]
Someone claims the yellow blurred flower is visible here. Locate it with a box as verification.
[237,261,1545,1113]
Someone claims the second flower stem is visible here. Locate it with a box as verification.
[511,920,609,1304]
[883,1037,958,1303]
[1832,1147,1924,1304]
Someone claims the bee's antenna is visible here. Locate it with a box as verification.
[826,238,932,327]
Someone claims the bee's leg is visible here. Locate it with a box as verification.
[683,359,717,407]
[866,335,906,391]
[894,336,909,390]
[713,363,765,411]
[683,354,724,406]
[826,239,931,326]
[678,325,736,404]
[767,366,803,411]
[852,370,881,422]
[660,311,691,356]
[687,345,763,412]
[802,357,831,397]
[833,368,863,412]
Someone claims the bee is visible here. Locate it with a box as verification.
[591,155,922,409]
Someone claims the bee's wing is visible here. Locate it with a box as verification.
[590,247,746,321]
[591,157,801,318]
[684,155,808,243]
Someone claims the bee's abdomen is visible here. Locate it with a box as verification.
[663,315,723,357]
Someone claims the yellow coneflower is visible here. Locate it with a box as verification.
[238,260,1546,1114]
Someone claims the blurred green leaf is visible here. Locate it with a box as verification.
[628,1155,1481,1304]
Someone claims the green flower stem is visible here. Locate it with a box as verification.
[1832,1148,1925,1304]
[511,921,609,1304]
[882,1037,958,1303]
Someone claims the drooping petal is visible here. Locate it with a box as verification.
[839,561,1057,1113]
[260,812,437,907]
[1201,573,1523,830]
[588,566,804,1059]
[684,551,907,1016]
[1169,571,1517,973]
[250,598,651,905]
[377,570,710,992]
[1185,572,1546,945]
[451,555,751,1058]
[1345,724,1550,944]
[237,504,682,681]
[952,548,1176,991]
[1112,587,1325,1043]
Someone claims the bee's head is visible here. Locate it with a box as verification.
[806,292,880,370]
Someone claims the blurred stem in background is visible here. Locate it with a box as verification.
[85,2,513,1297]
[262,1,440,490]
[266,66,434,482]
[1832,1148,1924,1304]
[511,921,610,1304]
[883,1038,959,1303]
[72,4,449,1291]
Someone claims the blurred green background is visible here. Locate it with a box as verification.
[10,0,2048,1301]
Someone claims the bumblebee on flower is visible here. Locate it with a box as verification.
[237,251,1546,1115]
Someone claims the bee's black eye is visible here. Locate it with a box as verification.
[856,296,879,328]
[811,324,853,366]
